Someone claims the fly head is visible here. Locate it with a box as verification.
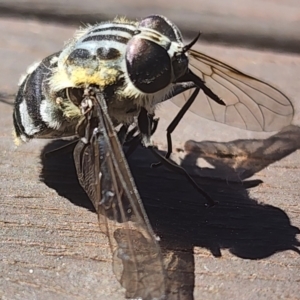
[125,15,191,94]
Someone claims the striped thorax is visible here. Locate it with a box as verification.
[13,15,189,144]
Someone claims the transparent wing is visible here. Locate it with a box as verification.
[73,94,166,300]
[172,50,294,132]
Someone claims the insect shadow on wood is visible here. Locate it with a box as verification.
[40,125,300,299]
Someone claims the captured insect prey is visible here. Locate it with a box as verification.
[74,87,166,299]
[13,14,294,300]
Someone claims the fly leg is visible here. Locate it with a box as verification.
[153,70,225,168]
[122,108,159,159]
[137,105,215,207]
[151,87,201,167]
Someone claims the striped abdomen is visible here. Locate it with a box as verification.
[13,52,82,144]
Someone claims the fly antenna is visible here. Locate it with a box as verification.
[183,32,201,53]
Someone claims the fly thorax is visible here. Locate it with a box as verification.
[50,38,124,93]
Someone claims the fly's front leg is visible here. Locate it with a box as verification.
[152,87,201,168]
[152,70,226,168]
[124,108,159,159]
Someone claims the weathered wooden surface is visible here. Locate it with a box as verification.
[0,0,299,53]
[1,3,300,300]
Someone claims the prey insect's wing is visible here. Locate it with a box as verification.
[73,93,166,300]
[172,50,294,132]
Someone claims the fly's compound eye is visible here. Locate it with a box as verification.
[139,15,183,43]
[138,15,189,83]
[125,36,171,94]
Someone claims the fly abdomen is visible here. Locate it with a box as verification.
[13,52,81,144]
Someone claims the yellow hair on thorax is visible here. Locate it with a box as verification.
[50,66,120,92]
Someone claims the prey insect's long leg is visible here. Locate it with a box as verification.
[136,106,215,207]
[149,146,216,207]
[44,139,79,158]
